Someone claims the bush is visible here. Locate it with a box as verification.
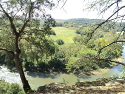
[24,61,36,71]
[0,80,24,94]
[48,58,66,72]
[75,29,81,34]
[7,83,25,94]
[37,62,50,72]
[56,39,64,45]
[50,30,56,35]
[66,53,100,73]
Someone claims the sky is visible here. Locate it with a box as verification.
[48,0,125,21]
[48,0,103,19]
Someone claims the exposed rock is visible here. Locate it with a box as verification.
[116,78,125,84]
[36,83,65,93]
[37,85,46,93]
[105,81,121,86]
[35,77,125,94]
[105,78,125,86]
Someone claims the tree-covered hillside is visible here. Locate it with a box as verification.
[65,18,105,23]
[55,18,104,27]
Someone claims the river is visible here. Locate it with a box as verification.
[0,46,125,89]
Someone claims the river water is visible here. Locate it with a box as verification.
[0,46,125,89]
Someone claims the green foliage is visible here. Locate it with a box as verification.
[55,19,123,73]
[35,58,66,72]
[56,39,64,45]
[100,43,123,59]
[37,61,49,72]
[50,30,56,35]
[24,62,36,71]
[75,29,81,34]
[0,16,123,75]
[7,83,24,94]
[66,53,100,73]
[73,36,83,43]
[0,80,24,94]
[86,39,96,48]
[56,22,63,27]
[48,58,66,72]
[63,18,104,28]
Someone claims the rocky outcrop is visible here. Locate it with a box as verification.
[35,83,65,93]
[105,78,125,86]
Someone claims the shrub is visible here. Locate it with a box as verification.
[0,80,24,94]
[24,61,36,71]
[7,83,25,94]
[56,39,64,45]
[37,62,50,72]
[48,58,66,72]
[50,30,56,35]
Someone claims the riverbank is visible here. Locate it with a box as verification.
[24,56,124,77]
[8,55,124,76]
[92,56,124,75]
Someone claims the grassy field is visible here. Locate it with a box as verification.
[50,27,97,55]
[50,27,79,44]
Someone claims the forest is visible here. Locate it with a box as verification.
[0,18,124,74]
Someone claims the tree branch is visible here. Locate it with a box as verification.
[0,48,14,56]
[100,1,116,13]
[87,5,125,42]
[61,0,67,8]
[99,58,125,66]
[98,40,125,55]
[0,4,17,35]
[19,1,33,34]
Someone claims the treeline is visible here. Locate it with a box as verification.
[56,18,125,32]
[0,18,124,74]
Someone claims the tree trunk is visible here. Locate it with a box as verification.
[14,53,31,93]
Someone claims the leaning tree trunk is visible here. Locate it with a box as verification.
[14,52,31,93]
[13,33,31,93]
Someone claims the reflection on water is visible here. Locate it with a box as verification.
[27,72,59,79]
[26,73,78,89]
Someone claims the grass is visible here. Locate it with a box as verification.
[50,27,79,44]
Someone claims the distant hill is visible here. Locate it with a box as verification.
[55,19,67,22]
[56,18,105,23]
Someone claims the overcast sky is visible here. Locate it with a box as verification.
[48,0,103,19]
[48,0,125,20]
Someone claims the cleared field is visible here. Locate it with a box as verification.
[50,27,78,44]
